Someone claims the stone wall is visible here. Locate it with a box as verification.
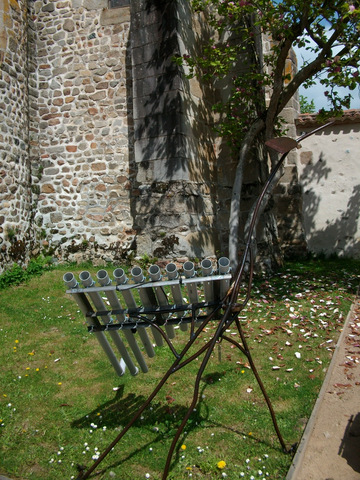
[29,0,136,265]
[0,0,223,272]
[0,0,307,273]
[0,0,33,266]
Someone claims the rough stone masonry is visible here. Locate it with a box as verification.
[0,0,302,272]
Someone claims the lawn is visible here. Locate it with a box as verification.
[0,257,359,480]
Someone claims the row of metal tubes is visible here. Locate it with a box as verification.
[68,281,229,377]
[65,275,150,376]
[64,259,231,377]
[67,282,227,377]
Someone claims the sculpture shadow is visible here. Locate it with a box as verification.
[338,412,360,473]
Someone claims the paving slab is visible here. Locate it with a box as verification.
[286,291,360,480]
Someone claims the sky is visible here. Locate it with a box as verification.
[293,44,360,111]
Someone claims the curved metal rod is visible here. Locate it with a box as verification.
[222,331,287,451]
[161,300,240,478]
[134,315,181,359]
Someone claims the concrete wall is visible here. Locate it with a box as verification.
[296,111,360,258]
[130,0,220,259]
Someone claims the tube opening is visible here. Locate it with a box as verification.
[113,268,127,285]
[183,261,195,278]
[63,272,74,282]
[218,257,230,274]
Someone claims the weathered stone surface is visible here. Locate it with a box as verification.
[63,19,75,32]
[0,0,308,272]
[41,184,56,193]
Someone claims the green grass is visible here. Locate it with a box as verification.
[0,258,359,480]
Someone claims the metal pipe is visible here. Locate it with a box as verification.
[113,268,155,359]
[113,267,128,285]
[79,270,94,287]
[63,272,125,377]
[200,258,213,276]
[218,256,230,274]
[148,265,175,339]
[97,269,146,375]
[183,261,195,278]
[63,271,78,289]
[165,263,187,331]
[183,261,201,329]
[96,269,112,287]
[131,266,144,283]
[218,257,231,298]
[148,264,162,282]
[183,261,198,304]
[201,259,214,310]
[80,271,138,376]
[165,262,178,280]
[131,267,163,347]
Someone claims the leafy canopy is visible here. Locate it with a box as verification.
[300,95,316,113]
[177,0,360,148]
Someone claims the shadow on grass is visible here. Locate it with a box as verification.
[70,372,282,478]
[71,370,232,432]
[71,385,194,430]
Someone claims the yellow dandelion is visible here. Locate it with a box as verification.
[248,432,252,436]
[181,444,186,451]
[186,467,192,471]
[15,340,19,344]
[241,370,245,374]
[36,368,40,372]
[217,460,226,469]
[26,367,30,370]
[28,352,34,356]
[58,382,62,386]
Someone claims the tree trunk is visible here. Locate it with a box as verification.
[228,119,264,269]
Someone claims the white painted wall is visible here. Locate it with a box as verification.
[296,114,360,258]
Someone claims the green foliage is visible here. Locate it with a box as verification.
[0,263,25,289]
[300,95,316,113]
[6,227,17,241]
[138,253,158,270]
[178,0,360,148]
[0,256,53,290]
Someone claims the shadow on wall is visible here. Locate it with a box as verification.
[300,152,360,257]
[129,0,222,258]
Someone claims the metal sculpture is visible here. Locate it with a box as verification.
[65,124,332,480]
